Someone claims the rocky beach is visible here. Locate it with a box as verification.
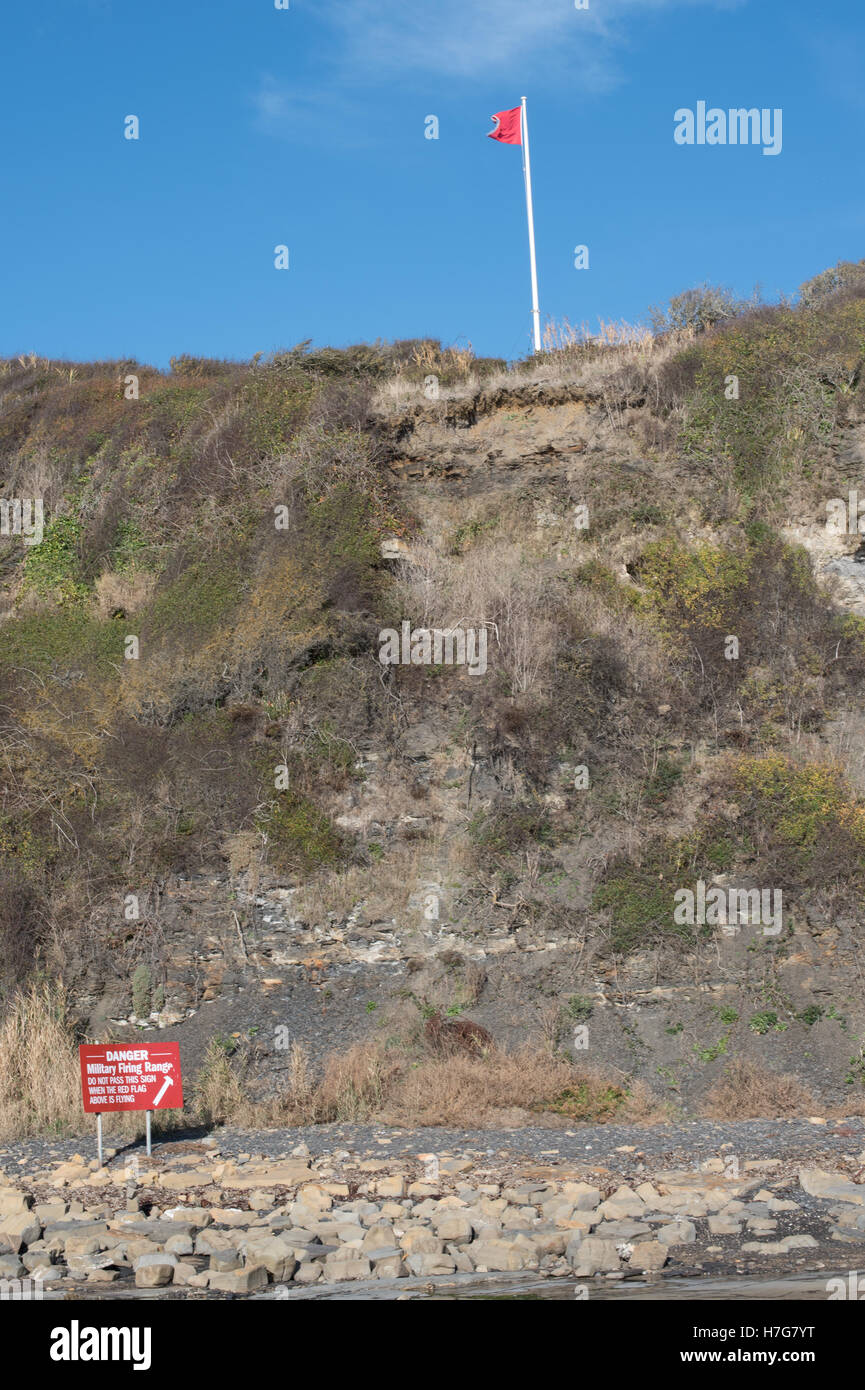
[3,1117,865,1300]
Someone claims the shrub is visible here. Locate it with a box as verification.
[131,962,152,1018]
[798,259,865,308]
[633,538,751,651]
[0,870,45,993]
[666,289,865,484]
[649,283,753,335]
[259,790,347,874]
[467,801,554,868]
[726,754,865,896]
[592,839,694,954]
[642,755,684,806]
[733,754,865,853]
[702,1058,814,1119]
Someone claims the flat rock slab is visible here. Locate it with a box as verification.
[799,1169,865,1205]
[218,1162,312,1190]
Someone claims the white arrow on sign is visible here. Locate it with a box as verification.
[152,1075,174,1108]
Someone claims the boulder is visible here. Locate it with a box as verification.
[468,1240,527,1272]
[208,1264,269,1293]
[134,1253,177,1288]
[323,1255,372,1282]
[431,1213,474,1244]
[568,1237,621,1276]
[628,1240,668,1271]
[406,1251,457,1276]
[210,1248,242,1272]
[0,1214,42,1252]
[399,1230,444,1256]
[658,1220,697,1246]
[560,1183,601,1211]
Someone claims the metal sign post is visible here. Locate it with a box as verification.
[96,1112,103,1167]
[145,1110,152,1157]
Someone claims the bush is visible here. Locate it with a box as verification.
[131,962,152,1018]
[798,259,865,308]
[728,754,865,895]
[467,801,554,868]
[666,289,865,484]
[702,1058,814,1119]
[633,538,751,652]
[649,283,753,335]
[642,755,684,806]
[592,839,693,954]
[23,513,88,603]
[0,870,45,993]
[260,790,347,874]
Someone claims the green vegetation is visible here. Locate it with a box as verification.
[146,553,249,643]
[0,610,125,672]
[665,277,865,486]
[748,1011,787,1035]
[592,840,693,953]
[543,1081,627,1121]
[642,755,684,806]
[845,1041,865,1087]
[634,539,751,647]
[467,801,555,866]
[734,755,865,852]
[131,963,152,1018]
[565,995,594,1023]
[23,514,88,603]
[797,1005,823,1026]
[260,791,346,875]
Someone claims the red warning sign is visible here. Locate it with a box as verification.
[79,1043,183,1113]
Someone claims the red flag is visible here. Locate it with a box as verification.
[488,106,522,145]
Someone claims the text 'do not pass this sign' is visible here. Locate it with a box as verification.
[79,1043,183,1113]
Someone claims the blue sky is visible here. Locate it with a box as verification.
[1,0,862,365]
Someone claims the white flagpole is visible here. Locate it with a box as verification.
[521,96,542,354]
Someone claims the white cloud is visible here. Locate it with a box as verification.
[251,75,379,146]
[318,0,745,79]
[252,0,746,140]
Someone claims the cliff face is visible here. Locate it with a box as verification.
[3,297,865,1119]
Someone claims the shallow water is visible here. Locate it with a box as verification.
[249,1267,847,1301]
[38,1268,841,1301]
[450,1271,839,1300]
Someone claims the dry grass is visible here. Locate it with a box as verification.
[93,569,156,618]
[541,316,654,354]
[312,1041,406,1122]
[0,982,82,1140]
[701,1058,816,1120]
[0,988,808,1139]
[213,1035,667,1130]
[392,538,558,698]
[290,842,426,923]
[382,1047,664,1127]
[371,320,692,416]
[191,1038,262,1128]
